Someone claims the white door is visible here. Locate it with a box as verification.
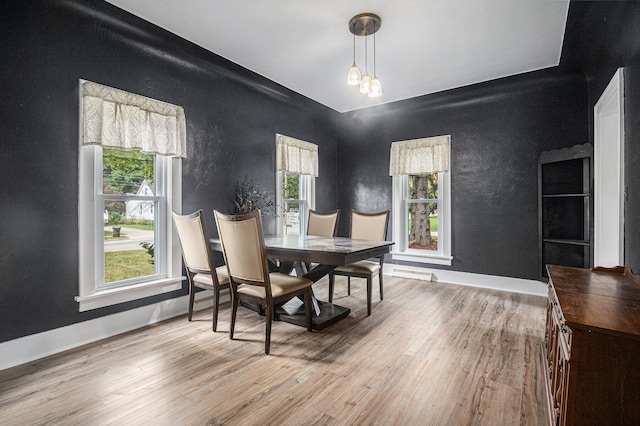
[594,68,624,267]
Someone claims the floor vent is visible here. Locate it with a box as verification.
[392,268,433,282]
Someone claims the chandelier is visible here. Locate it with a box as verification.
[347,13,382,98]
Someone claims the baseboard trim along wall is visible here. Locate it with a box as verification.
[1,270,545,371]
[0,290,230,372]
[385,264,547,297]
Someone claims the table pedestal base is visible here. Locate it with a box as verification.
[276,298,350,330]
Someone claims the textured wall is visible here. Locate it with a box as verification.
[0,0,338,343]
[3,0,639,346]
[624,58,640,274]
[560,1,640,274]
[337,69,588,280]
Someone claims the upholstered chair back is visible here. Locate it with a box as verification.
[215,210,268,285]
[307,209,340,237]
[350,210,390,241]
[172,210,211,272]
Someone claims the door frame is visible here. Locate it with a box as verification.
[593,68,625,267]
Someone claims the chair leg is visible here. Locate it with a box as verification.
[328,272,335,303]
[379,270,384,301]
[366,276,372,316]
[212,286,219,332]
[229,291,239,340]
[304,288,313,332]
[265,303,272,355]
[188,280,195,321]
[348,276,351,295]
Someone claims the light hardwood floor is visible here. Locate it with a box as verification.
[0,276,547,425]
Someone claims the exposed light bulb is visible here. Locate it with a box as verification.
[368,76,382,98]
[347,63,361,85]
[360,73,371,93]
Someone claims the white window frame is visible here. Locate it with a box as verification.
[77,132,183,312]
[276,171,315,235]
[392,171,452,266]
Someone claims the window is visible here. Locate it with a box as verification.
[100,148,162,287]
[277,172,315,235]
[77,81,186,311]
[275,134,318,235]
[390,136,452,265]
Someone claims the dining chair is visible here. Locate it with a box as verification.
[307,209,340,237]
[301,209,341,274]
[328,210,390,316]
[214,209,314,355]
[172,210,230,332]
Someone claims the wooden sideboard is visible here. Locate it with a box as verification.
[543,265,640,425]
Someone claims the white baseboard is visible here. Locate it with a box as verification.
[1,269,543,372]
[0,289,230,372]
[384,264,547,297]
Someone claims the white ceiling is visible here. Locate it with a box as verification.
[105,0,569,113]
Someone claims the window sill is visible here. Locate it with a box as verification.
[75,276,185,312]
[392,251,453,266]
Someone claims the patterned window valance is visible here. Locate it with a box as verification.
[389,135,450,176]
[276,134,318,177]
[82,80,187,158]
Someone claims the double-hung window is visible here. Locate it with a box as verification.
[77,81,186,311]
[278,172,315,235]
[275,134,318,235]
[390,135,452,265]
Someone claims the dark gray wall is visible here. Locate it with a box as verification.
[0,0,338,343]
[337,69,589,280]
[336,0,640,280]
[561,1,640,274]
[2,0,640,346]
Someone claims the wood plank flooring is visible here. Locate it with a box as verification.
[0,276,547,425]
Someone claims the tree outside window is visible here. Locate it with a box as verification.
[408,173,439,251]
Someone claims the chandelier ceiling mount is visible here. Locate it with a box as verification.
[348,13,381,37]
[347,13,383,98]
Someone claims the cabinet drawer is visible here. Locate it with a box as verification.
[553,307,571,361]
[548,284,571,360]
[545,265,640,425]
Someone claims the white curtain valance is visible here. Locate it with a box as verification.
[276,134,319,177]
[82,81,187,158]
[389,135,450,176]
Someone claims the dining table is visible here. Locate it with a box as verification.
[211,234,394,330]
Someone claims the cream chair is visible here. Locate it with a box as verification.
[307,209,340,237]
[302,209,341,273]
[328,210,390,316]
[172,210,230,332]
[214,209,314,355]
